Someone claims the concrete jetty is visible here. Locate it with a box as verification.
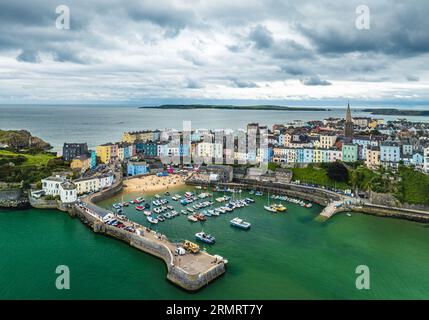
[71,172,226,291]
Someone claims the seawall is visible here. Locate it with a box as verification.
[72,204,226,291]
[0,188,30,209]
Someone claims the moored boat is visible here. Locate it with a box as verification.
[195,213,206,221]
[135,205,144,211]
[187,215,198,222]
[264,205,277,213]
[143,210,152,216]
[195,231,216,244]
[230,217,251,230]
[147,216,158,224]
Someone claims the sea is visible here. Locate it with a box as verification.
[1,104,429,299]
[1,188,429,299]
[0,104,429,153]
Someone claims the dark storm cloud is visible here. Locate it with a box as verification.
[297,1,429,56]
[0,0,427,102]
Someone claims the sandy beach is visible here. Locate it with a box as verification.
[123,174,188,193]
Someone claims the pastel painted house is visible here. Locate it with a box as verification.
[342,144,359,162]
[127,161,149,176]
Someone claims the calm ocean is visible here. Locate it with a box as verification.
[1,104,428,152]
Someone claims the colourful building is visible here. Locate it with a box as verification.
[96,143,117,164]
[122,131,153,143]
[342,144,358,162]
[127,161,149,176]
[365,146,380,168]
[70,154,91,173]
[380,142,401,166]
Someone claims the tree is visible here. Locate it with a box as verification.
[326,162,349,183]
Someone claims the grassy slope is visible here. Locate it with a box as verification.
[398,167,429,205]
[0,150,55,166]
[290,166,350,190]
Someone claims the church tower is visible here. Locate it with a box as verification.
[344,101,354,138]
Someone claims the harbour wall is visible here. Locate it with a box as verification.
[186,179,343,206]
[350,203,429,223]
[72,204,225,291]
[187,179,429,223]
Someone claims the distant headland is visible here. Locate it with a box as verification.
[363,108,429,116]
[139,104,331,111]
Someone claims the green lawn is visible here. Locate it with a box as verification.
[0,150,55,166]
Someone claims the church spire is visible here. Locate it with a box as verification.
[346,100,352,122]
[344,100,354,138]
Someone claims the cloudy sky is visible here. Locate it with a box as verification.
[0,0,428,105]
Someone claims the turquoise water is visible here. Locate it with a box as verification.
[2,187,429,299]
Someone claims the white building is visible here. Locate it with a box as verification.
[74,176,100,195]
[99,174,114,189]
[41,176,77,203]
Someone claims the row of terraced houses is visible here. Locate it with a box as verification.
[71,104,429,176]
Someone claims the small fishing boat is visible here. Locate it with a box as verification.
[217,207,226,214]
[112,203,121,209]
[165,191,170,196]
[147,216,158,224]
[274,204,287,212]
[181,210,188,215]
[143,210,152,216]
[195,231,215,244]
[255,191,263,196]
[202,210,211,217]
[157,215,165,222]
[174,194,181,199]
[163,212,172,219]
[346,213,352,217]
[144,203,150,209]
[230,217,251,230]
[187,215,198,222]
[195,213,207,221]
[186,207,195,213]
[264,205,277,213]
[135,205,144,211]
